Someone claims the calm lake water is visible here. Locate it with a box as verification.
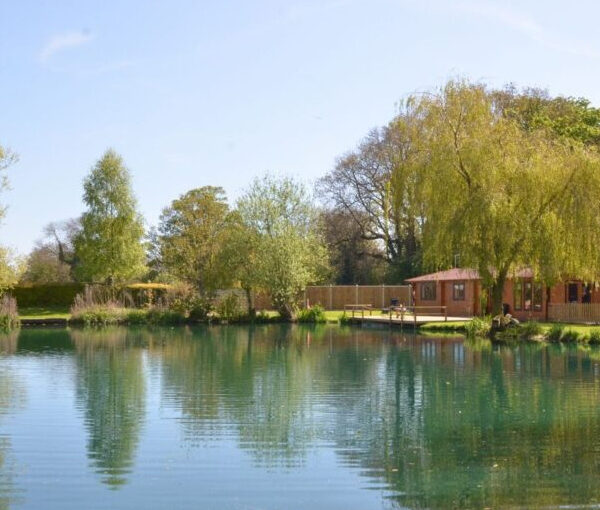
[2,325,600,509]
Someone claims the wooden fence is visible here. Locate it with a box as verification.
[548,303,600,324]
[252,285,411,311]
[305,285,411,310]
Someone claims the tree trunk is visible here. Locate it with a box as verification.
[490,272,507,317]
[244,287,255,318]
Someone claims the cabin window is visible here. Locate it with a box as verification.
[524,281,533,311]
[567,283,578,303]
[453,281,465,301]
[421,282,436,301]
[533,283,543,312]
[514,280,523,311]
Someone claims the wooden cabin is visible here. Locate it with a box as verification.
[406,269,600,321]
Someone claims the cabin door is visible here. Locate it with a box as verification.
[567,283,579,303]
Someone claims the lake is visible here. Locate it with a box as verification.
[2,325,600,509]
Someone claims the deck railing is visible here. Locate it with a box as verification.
[548,303,600,324]
[390,305,447,325]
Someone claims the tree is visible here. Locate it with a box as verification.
[0,144,20,294]
[0,145,17,223]
[320,209,387,284]
[236,175,329,319]
[414,80,600,315]
[20,242,73,285]
[43,219,81,278]
[157,186,232,292]
[74,150,146,283]
[0,248,24,293]
[319,118,425,281]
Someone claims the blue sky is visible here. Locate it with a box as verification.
[2,0,600,254]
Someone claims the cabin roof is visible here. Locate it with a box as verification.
[405,268,534,283]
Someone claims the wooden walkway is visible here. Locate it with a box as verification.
[349,314,471,328]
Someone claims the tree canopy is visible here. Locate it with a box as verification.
[236,175,329,318]
[74,150,146,283]
[412,81,600,313]
[157,186,232,292]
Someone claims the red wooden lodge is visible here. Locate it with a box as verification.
[405,268,599,321]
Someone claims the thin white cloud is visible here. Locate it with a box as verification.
[410,0,600,59]
[455,1,600,58]
[39,30,94,62]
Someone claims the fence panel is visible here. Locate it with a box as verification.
[306,285,411,311]
[548,303,600,324]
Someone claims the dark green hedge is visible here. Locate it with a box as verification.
[12,284,85,307]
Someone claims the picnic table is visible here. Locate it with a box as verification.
[344,304,374,318]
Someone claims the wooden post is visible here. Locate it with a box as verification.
[355,284,359,305]
[329,285,333,310]
[444,306,447,322]
[381,284,385,309]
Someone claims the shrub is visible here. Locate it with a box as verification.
[162,282,197,313]
[125,309,148,324]
[464,316,491,337]
[547,324,565,342]
[146,307,186,325]
[216,293,244,321]
[519,321,543,339]
[12,283,84,307]
[561,328,581,343]
[339,312,351,325]
[588,329,600,345]
[70,285,127,326]
[0,295,20,332]
[296,305,327,323]
[253,310,275,323]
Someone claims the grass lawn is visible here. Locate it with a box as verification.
[419,321,470,332]
[19,307,71,320]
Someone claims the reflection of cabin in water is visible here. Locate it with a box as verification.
[406,268,598,321]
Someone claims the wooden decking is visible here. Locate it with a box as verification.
[349,314,471,328]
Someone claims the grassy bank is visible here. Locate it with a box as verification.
[19,307,71,320]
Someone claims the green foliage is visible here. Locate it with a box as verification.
[157,187,232,292]
[145,308,186,325]
[236,175,330,319]
[296,305,327,323]
[20,243,73,284]
[12,283,84,307]
[339,312,351,325]
[74,150,146,283]
[561,329,581,343]
[464,316,491,338]
[588,329,600,345]
[0,247,25,294]
[0,295,20,332]
[412,80,600,314]
[519,321,544,338]
[216,293,244,321]
[547,324,565,342]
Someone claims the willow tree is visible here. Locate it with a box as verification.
[414,81,600,315]
[74,150,146,283]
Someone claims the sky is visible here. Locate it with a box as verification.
[2,0,600,254]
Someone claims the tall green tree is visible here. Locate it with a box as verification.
[74,150,145,283]
[414,80,600,315]
[236,175,329,319]
[0,145,20,294]
[157,186,232,292]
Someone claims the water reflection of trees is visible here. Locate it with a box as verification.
[71,328,146,489]
[0,362,26,510]
[155,327,600,508]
